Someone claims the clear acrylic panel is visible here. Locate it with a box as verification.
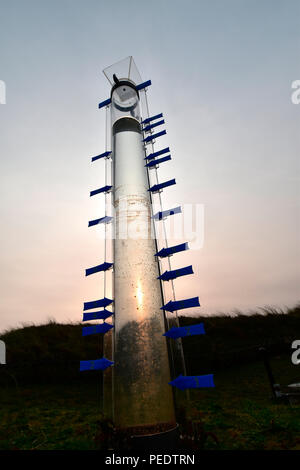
[103,56,142,86]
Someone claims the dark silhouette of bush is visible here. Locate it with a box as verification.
[180,304,300,374]
[0,320,103,385]
[0,304,299,385]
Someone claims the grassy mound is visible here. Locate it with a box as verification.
[0,305,299,449]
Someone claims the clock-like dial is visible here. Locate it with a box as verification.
[113,85,139,112]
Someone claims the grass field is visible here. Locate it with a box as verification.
[0,354,299,450]
[187,355,300,450]
[1,306,299,450]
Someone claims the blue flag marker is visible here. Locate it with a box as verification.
[149,178,176,193]
[161,297,200,312]
[142,119,165,133]
[145,155,171,168]
[136,79,152,91]
[88,216,112,227]
[142,113,163,125]
[143,129,166,143]
[98,98,111,109]
[155,242,189,258]
[153,206,181,221]
[158,265,193,281]
[83,309,113,322]
[164,323,205,339]
[90,185,112,197]
[91,151,111,162]
[83,297,113,311]
[145,147,170,161]
[85,262,113,277]
[82,323,113,336]
[169,374,215,390]
[80,358,114,371]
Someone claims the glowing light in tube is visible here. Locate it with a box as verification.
[136,281,143,310]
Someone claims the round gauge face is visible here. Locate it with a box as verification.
[113,85,138,111]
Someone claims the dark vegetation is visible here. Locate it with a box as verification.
[1,304,299,384]
[0,304,299,449]
[182,304,300,375]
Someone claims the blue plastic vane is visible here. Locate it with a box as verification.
[82,323,114,336]
[142,113,163,125]
[98,98,111,110]
[146,155,171,168]
[169,374,215,390]
[145,147,170,161]
[83,309,113,322]
[85,262,113,277]
[80,358,114,371]
[158,265,193,281]
[90,185,112,197]
[143,130,166,143]
[142,119,165,133]
[136,79,152,91]
[153,206,181,221]
[155,242,189,258]
[83,297,113,311]
[149,178,176,193]
[164,323,205,339]
[88,216,112,227]
[161,297,200,312]
[91,151,111,162]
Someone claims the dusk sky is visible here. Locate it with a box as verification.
[0,0,299,332]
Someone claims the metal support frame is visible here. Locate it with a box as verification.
[141,89,188,400]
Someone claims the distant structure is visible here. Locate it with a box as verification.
[80,57,214,445]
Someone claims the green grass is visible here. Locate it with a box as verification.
[186,354,300,450]
[0,305,299,450]
[0,354,299,450]
[0,382,103,450]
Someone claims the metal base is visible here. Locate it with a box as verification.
[129,424,179,451]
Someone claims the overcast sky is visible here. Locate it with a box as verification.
[0,0,299,331]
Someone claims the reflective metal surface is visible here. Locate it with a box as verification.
[112,103,175,431]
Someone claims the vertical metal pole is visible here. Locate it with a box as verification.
[102,104,114,421]
[259,347,278,398]
[144,147,177,383]
[143,90,188,401]
[111,82,176,433]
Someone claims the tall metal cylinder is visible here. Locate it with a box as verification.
[111,80,176,434]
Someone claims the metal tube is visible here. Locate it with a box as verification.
[111,82,176,433]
